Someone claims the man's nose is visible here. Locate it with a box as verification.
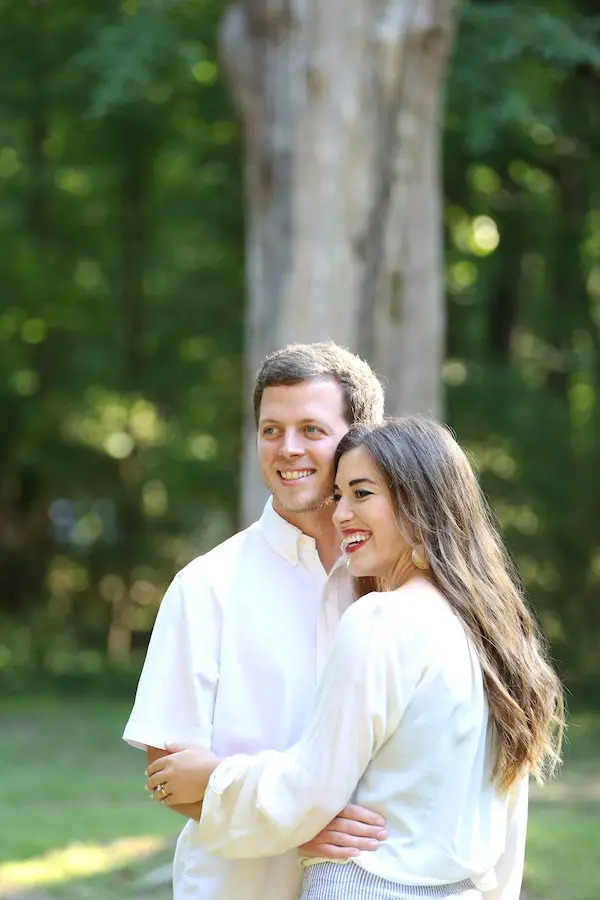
[280,430,304,457]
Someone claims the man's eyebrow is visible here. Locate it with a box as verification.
[259,417,328,426]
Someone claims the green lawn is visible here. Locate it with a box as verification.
[525,714,600,900]
[0,695,177,899]
[0,697,598,899]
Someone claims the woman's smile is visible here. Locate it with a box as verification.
[340,530,372,554]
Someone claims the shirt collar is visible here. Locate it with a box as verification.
[258,497,314,566]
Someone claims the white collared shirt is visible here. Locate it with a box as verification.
[196,580,529,899]
[123,499,352,900]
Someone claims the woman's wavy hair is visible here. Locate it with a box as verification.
[334,417,565,791]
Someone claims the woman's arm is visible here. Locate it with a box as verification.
[195,597,416,858]
[484,776,529,900]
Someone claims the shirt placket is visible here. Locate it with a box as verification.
[316,562,352,679]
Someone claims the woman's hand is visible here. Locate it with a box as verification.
[146,744,221,806]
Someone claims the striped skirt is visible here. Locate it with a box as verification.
[301,862,481,900]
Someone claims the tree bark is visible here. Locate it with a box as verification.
[221,0,458,524]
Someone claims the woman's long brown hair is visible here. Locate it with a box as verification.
[335,417,565,790]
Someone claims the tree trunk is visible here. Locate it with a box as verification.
[221,0,458,524]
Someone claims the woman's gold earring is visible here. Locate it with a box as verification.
[411,545,428,570]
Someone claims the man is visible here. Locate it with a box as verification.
[123,342,386,900]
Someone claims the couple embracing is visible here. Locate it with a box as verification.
[125,342,564,900]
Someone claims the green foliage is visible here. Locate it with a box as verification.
[450,1,600,150]
[0,0,599,705]
[73,4,181,116]
[446,0,600,701]
[0,0,243,676]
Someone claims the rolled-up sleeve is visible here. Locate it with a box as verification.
[123,568,222,752]
[196,597,415,858]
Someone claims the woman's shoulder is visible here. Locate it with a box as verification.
[342,578,464,647]
[345,578,450,636]
[335,581,470,680]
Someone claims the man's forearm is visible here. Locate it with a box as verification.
[146,746,220,809]
[146,746,206,820]
[166,800,204,821]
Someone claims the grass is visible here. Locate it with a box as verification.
[524,713,600,900]
[0,695,177,899]
[0,696,598,899]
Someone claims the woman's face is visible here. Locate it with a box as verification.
[332,445,412,586]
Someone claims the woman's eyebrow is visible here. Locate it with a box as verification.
[333,477,377,491]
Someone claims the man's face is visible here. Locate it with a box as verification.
[257,378,350,518]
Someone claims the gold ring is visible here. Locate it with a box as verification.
[154,784,168,800]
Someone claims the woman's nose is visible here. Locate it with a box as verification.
[333,496,352,526]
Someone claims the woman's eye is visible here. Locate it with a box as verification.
[355,490,372,499]
[332,493,341,503]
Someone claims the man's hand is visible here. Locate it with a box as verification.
[146,744,221,806]
[298,805,387,860]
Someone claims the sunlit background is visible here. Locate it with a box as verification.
[1,2,599,898]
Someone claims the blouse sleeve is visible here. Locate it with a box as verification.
[485,775,529,900]
[196,596,419,858]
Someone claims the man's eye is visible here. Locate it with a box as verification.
[305,425,323,435]
[262,426,277,436]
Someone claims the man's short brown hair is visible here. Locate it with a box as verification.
[253,341,385,427]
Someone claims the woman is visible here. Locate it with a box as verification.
[147,417,564,900]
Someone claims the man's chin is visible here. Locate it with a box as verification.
[272,492,331,515]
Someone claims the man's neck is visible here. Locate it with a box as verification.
[273,501,341,574]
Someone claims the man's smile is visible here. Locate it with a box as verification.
[278,469,317,482]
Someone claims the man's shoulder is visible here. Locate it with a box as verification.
[176,519,264,586]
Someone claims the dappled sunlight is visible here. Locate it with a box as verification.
[0,835,167,895]
[445,205,500,257]
[470,215,499,254]
[508,160,555,195]
[61,390,173,460]
[467,442,519,480]
[446,260,478,295]
[467,163,501,195]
